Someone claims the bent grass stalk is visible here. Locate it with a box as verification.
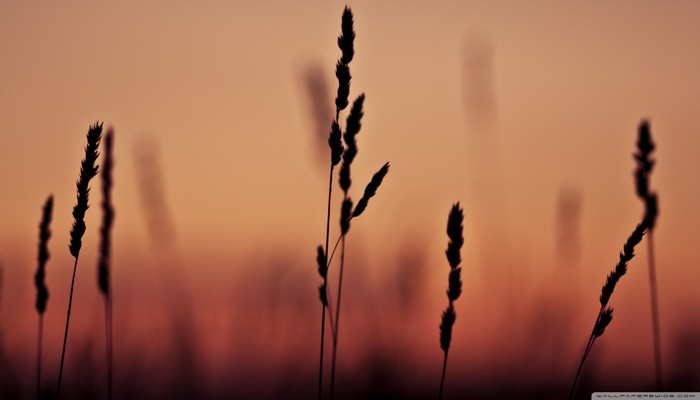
[322,161,389,396]
[57,122,102,399]
[568,220,647,399]
[98,128,115,400]
[34,195,53,400]
[634,120,662,390]
[325,162,390,269]
[439,203,464,400]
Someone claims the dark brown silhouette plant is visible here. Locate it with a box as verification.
[97,127,115,400]
[315,8,390,399]
[634,119,662,390]
[568,220,647,399]
[316,12,347,397]
[57,122,102,399]
[331,92,363,398]
[317,116,343,400]
[34,195,53,400]
[439,203,464,400]
[317,6,350,399]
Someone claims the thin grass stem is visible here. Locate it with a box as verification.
[318,163,335,400]
[57,257,80,399]
[105,297,113,400]
[439,350,449,400]
[569,307,603,400]
[58,122,101,399]
[329,232,346,400]
[37,315,43,400]
[647,230,662,390]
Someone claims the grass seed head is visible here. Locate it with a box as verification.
[328,119,344,166]
[634,119,659,229]
[352,162,389,218]
[599,220,647,307]
[98,128,114,296]
[341,198,353,235]
[447,267,462,302]
[445,203,464,269]
[440,304,456,352]
[317,245,327,279]
[339,94,365,193]
[335,61,351,112]
[338,7,355,65]
[69,122,102,258]
[35,195,54,314]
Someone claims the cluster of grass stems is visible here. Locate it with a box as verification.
[31,122,114,400]
[15,9,668,400]
[316,6,390,400]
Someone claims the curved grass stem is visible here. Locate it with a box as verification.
[57,256,80,399]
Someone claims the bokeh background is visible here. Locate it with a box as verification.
[1,1,699,398]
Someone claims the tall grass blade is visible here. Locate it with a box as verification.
[57,122,102,399]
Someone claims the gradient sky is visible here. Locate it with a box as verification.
[1,0,699,396]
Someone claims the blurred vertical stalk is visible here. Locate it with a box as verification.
[35,195,53,400]
[634,120,662,390]
[98,128,115,400]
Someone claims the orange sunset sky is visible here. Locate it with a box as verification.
[1,1,699,398]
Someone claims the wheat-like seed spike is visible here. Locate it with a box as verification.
[316,245,327,279]
[335,62,351,112]
[445,203,464,269]
[338,6,355,65]
[351,162,390,218]
[98,128,114,296]
[599,220,647,307]
[328,119,344,166]
[634,120,658,229]
[344,95,364,159]
[439,304,456,352]
[634,120,655,197]
[34,195,53,314]
[340,198,353,235]
[69,122,102,258]
[339,94,365,193]
[447,268,462,303]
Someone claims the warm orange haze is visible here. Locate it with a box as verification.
[1,1,699,399]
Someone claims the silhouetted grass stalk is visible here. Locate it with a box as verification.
[568,220,647,400]
[330,94,364,400]
[318,87,344,400]
[318,7,355,400]
[57,122,102,399]
[325,163,390,269]
[34,195,53,400]
[98,128,114,400]
[634,120,662,390]
[439,203,463,400]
